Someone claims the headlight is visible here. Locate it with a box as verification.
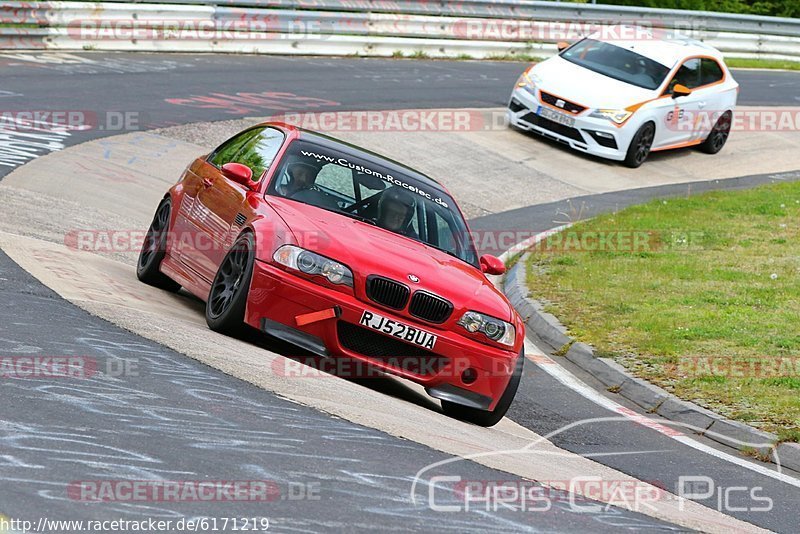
[589,109,633,124]
[273,245,353,287]
[515,68,538,96]
[457,311,516,347]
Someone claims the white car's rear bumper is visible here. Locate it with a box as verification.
[508,87,633,162]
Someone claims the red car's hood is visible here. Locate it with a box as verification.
[267,197,513,322]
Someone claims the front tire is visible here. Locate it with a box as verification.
[137,198,181,292]
[699,111,732,154]
[441,349,524,427]
[205,232,255,335]
[623,122,655,168]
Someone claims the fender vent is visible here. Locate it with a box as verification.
[234,213,247,227]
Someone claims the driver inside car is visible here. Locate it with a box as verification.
[377,187,418,239]
[278,161,319,197]
[278,161,339,209]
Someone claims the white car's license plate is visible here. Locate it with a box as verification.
[537,105,576,128]
[359,310,437,350]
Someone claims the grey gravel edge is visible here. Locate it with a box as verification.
[503,253,800,472]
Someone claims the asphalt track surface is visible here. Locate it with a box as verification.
[2,52,800,532]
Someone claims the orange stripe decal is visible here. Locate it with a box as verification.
[651,138,703,152]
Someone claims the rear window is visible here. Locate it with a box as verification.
[560,38,670,90]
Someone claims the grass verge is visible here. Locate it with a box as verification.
[525,180,800,437]
[726,57,800,71]
[0,23,41,29]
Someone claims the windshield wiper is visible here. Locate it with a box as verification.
[421,241,462,260]
[338,210,376,226]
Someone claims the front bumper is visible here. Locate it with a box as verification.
[245,260,518,411]
[508,87,633,162]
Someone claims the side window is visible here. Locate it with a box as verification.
[208,128,261,168]
[207,127,284,181]
[669,58,701,92]
[235,128,285,181]
[701,58,724,86]
[315,163,355,200]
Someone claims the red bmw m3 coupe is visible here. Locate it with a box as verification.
[137,123,525,426]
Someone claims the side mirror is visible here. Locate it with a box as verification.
[221,162,256,190]
[556,41,570,52]
[479,254,506,276]
[671,83,692,98]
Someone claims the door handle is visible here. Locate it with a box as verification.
[697,101,706,108]
[202,178,214,188]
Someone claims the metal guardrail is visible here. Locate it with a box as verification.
[1,1,799,60]
[73,0,800,37]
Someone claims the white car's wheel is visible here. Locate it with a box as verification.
[699,111,732,154]
[624,122,655,168]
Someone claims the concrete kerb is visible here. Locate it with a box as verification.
[503,250,800,472]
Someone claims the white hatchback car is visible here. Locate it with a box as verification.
[507,28,739,167]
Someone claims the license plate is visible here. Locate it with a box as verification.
[537,105,576,127]
[359,310,437,351]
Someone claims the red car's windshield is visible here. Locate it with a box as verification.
[267,140,479,267]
